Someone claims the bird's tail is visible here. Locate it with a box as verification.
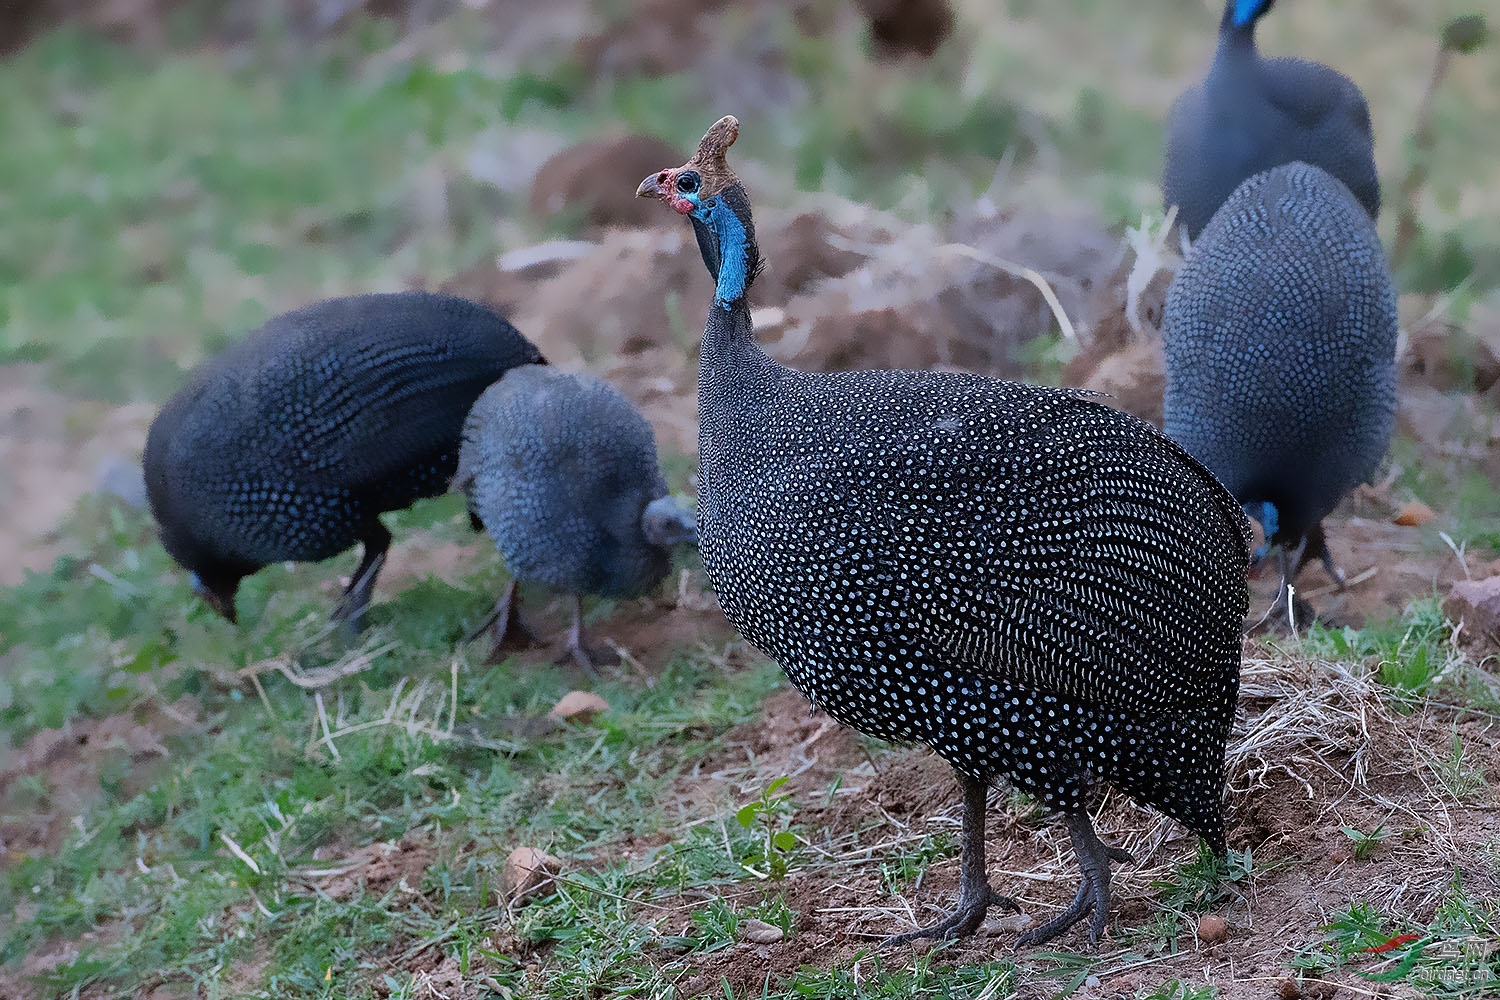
[1111,710,1233,855]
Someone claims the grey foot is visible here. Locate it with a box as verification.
[1016,816,1132,947]
[883,771,1018,947]
[465,580,541,664]
[882,884,1020,946]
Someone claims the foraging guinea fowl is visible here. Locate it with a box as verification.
[144,291,545,628]
[455,365,697,668]
[1162,161,1398,609]
[1162,0,1380,240]
[638,117,1250,945]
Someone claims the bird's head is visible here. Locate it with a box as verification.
[1226,0,1273,30]
[642,495,699,549]
[636,115,760,308]
[189,568,243,624]
[1245,499,1280,572]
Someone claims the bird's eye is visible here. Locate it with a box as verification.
[676,171,701,194]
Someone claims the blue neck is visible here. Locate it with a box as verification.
[691,196,749,310]
[1229,0,1268,29]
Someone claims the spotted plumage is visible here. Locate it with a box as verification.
[144,291,544,626]
[640,117,1249,945]
[455,366,696,667]
[1162,161,1398,599]
[1162,0,1379,239]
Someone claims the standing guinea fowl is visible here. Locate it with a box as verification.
[638,117,1250,945]
[1162,162,1398,615]
[1162,0,1380,240]
[144,291,545,628]
[455,365,697,669]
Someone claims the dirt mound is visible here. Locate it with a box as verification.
[768,202,1116,377]
[529,134,687,236]
[1064,215,1181,423]
[572,0,808,110]
[856,0,953,59]
[0,699,201,864]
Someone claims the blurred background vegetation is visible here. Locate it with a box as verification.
[0,0,1494,405]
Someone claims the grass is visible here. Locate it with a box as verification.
[3,2,1495,407]
[0,499,792,997]
[3,2,1500,997]
[13,519,1488,998]
[1294,882,1500,997]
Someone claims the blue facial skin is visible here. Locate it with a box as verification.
[686,193,749,309]
[1232,0,1268,28]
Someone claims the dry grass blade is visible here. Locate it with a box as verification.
[937,242,1078,340]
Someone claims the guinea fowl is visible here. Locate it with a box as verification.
[638,117,1249,945]
[1162,0,1380,240]
[1162,162,1398,617]
[144,291,545,629]
[455,365,697,669]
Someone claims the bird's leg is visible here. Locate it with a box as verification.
[331,523,391,633]
[1263,534,1313,633]
[1298,522,1347,590]
[883,772,1019,946]
[1016,812,1134,947]
[559,594,604,674]
[464,579,539,664]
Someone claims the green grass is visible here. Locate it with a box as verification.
[0,23,594,403]
[1299,597,1495,706]
[1293,882,1500,997]
[4,2,1493,410]
[0,500,790,997]
[3,3,1499,997]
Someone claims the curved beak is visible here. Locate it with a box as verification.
[637,171,666,199]
[192,574,239,624]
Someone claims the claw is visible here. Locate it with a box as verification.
[883,772,1018,946]
[1016,813,1132,947]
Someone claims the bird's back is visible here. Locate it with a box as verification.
[1163,36,1378,237]
[701,364,1248,720]
[459,367,670,598]
[1162,162,1398,538]
[146,291,541,572]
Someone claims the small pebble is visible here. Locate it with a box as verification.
[739,918,785,944]
[500,847,562,905]
[1393,500,1436,527]
[1196,913,1229,944]
[549,691,610,723]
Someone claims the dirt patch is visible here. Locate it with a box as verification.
[311,837,436,901]
[0,697,205,865]
[0,365,152,586]
[457,566,738,679]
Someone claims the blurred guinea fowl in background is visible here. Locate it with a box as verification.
[1162,161,1399,623]
[455,365,697,670]
[638,117,1249,946]
[144,291,545,629]
[1162,0,1380,240]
